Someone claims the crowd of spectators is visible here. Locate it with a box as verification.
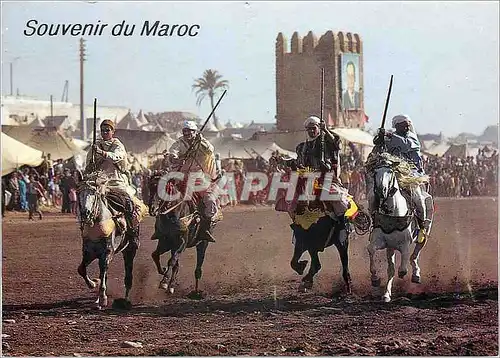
[424,149,498,197]
[2,146,498,220]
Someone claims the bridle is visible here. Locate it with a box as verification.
[77,178,108,227]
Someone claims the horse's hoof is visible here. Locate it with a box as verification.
[398,271,408,279]
[159,282,168,290]
[298,281,312,292]
[187,290,205,300]
[371,278,381,287]
[383,295,391,303]
[99,296,108,308]
[112,298,132,311]
[168,287,175,294]
[411,275,421,284]
[291,260,308,275]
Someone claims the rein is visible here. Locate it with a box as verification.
[77,179,108,226]
[373,165,413,216]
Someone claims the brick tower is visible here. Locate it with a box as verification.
[276,30,365,132]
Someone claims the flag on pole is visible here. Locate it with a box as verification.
[327,111,335,127]
[363,112,369,123]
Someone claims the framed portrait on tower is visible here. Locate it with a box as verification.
[340,53,361,110]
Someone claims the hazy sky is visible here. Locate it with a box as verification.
[2,1,499,136]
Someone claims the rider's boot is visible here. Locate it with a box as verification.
[124,198,140,248]
[199,216,216,243]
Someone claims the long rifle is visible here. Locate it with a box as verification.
[380,75,394,131]
[319,68,325,164]
[379,75,394,151]
[199,89,227,133]
[176,89,228,170]
[91,98,97,166]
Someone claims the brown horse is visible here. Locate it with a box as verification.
[277,166,354,295]
[148,175,214,298]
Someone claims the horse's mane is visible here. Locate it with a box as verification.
[365,152,429,189]
[77,171,112,193]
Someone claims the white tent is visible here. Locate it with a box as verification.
[2,132,44,176]
[209,137,297,160]
[332,128,374,147]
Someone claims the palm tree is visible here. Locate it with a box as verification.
[192,69,229,130]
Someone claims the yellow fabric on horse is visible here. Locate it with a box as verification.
[365,152,429,190]
[82,218,115,239]
[293,207,326,230]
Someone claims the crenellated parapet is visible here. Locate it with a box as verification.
[276,30,362,55]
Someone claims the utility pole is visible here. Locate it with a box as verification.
[79,38,86,140]
[50,95,54,118]
[10,63,13,96]
[10,57,21,96]
[61,80,69,102]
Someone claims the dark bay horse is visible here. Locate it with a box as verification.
[148,174,213,297]
[278,166,354,294]
[77,174,138,309]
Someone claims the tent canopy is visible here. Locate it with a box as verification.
[209,137,297,160]
[114,129,175,156]
[2,132,44,176]
[332,128,374,147]
[2,125,85,161]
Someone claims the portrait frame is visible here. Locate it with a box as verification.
[340,53,361,110]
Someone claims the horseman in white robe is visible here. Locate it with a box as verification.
[84,119,147,246]
[168,120,220,242]
[370,114,434,236]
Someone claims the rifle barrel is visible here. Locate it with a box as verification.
[380,75,393,129]
[200,89,227,133]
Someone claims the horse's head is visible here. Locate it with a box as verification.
[154,176,199,216]
[78,174,108,225]
[373,164,399,202]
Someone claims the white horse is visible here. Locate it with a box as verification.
[366,161,433,302]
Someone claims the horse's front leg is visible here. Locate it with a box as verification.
[122,242,138,301]
[367,231,382,288]
[97,249,111,309]
[398,236,411,279]
[152,235,170,275]
[290,231,307,276]
[410,242,425,284]
[299,249,321,292]
[334,229,352,295]
[194,240,209,293]
[383,248,396,302]
[78,241,98,289]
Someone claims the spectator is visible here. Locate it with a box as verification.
[18,171,28,212]
[27,174,45,220]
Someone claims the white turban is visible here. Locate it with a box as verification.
[183,120,198,131]
[304,116,321,128]
[392,114,412,128]
[392,114,416,133]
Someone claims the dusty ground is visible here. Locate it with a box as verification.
[2,197,498,356]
